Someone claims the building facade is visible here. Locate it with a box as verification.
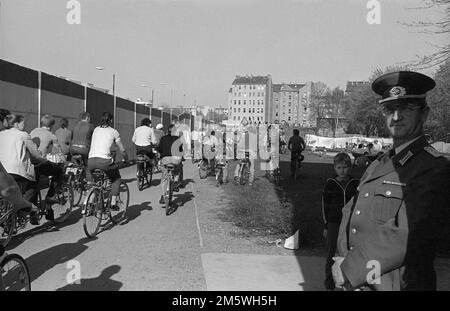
[228,75,273,124]
[272,81,313,127]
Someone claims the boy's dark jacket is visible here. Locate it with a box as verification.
[322,176,359,226]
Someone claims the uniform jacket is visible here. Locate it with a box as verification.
[322,176,359,226]
[337,135,450,291]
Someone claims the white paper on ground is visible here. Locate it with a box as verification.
[284,230,299,250]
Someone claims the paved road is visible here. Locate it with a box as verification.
[8,162,206,291]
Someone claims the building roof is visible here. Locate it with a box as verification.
[232,75,270,85]
[272,83,306,92]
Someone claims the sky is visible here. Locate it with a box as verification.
[0,0,448,107]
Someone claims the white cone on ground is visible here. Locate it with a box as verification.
[284,230,299,250]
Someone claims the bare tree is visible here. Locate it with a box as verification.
[403,0,450,69]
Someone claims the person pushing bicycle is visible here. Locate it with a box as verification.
[288,129,306,177]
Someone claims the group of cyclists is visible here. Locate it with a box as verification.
[0,109,189,230]
[0,107,307,233]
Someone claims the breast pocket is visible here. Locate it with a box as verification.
[370,186,404,224]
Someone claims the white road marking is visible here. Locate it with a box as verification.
[190,177,204,248]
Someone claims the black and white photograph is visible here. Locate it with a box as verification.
[0,0,449,296]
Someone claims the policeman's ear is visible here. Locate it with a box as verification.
[421,105,430,124]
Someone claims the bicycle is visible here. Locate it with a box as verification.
[0,244,31,291]
[66,155,88,206]
[291,152,304,180]
[198,158,215,179]
[215,160,227,186]
[236,153,251,185]
[0,175,74,247]
[162,163,181,216]
[136,153,154,191]
[82,165,130,238]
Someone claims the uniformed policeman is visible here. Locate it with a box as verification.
[332,71,450,291]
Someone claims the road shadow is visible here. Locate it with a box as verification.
[25,237,96,282]
[56,265,123,291]
[120,201,153,225]
[6,207,84,250]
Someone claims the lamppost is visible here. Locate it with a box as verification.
[95,66,116,127]
[140,84,153,107]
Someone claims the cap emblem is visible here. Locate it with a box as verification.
[389,86,406,97]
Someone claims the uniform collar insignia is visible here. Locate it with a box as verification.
[424,146,442,158]
[399,150,413,166]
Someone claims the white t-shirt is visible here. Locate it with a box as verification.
[132,126,157,147]
[89,126,121,160]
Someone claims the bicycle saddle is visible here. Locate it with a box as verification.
[92,169,105,176]
[136,154,149,162]
[164,163,176,169]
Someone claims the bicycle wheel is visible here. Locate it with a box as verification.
[73,173,87,207]
[0,254,31,291]
[83,189,103,238]
[137,163,145,191]
[109,182,129,224]
[165,177,173,216]
[146,161,154,187]
[52,184,74,224]
[198,160,208,179]
[0,201,15,248]
[216,168,223,186]
[240,163,249,185]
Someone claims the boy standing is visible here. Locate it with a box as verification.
[322,153,359,290]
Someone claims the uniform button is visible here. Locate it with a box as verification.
[357,186,360,191]
[350,246,354,250]
[364,193,369,198]
[386,190,391,196]
[355,210,361,215]
[351,228,357,234]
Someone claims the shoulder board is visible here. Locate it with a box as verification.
[424,146,443,158]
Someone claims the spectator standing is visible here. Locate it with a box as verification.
[322,153,359,290]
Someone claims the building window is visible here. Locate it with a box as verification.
[288,117,291,121]
[234,116,236,120]
[243,100,246,105]
[234,108,236,113]
[234,100,236,105]
[239,86,241,90]
[275,113,278,117]
[243,108,246,113]
[238,116,240,120]
[289,109,291,114]
[289,95,292,100]
[238,108,240,112]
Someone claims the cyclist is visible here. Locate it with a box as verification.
[132,118,157,174]
[55,118,72,161]
[288,129,306,177]
[153,124,165,172]
[279,130,287,153]
[0,114,49,223]
[70,112,94,166]
[156,124,184,205]
[30,114,66,209]
[202,130,219,170]
[0,109,10,131]
[86,112,128,211]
